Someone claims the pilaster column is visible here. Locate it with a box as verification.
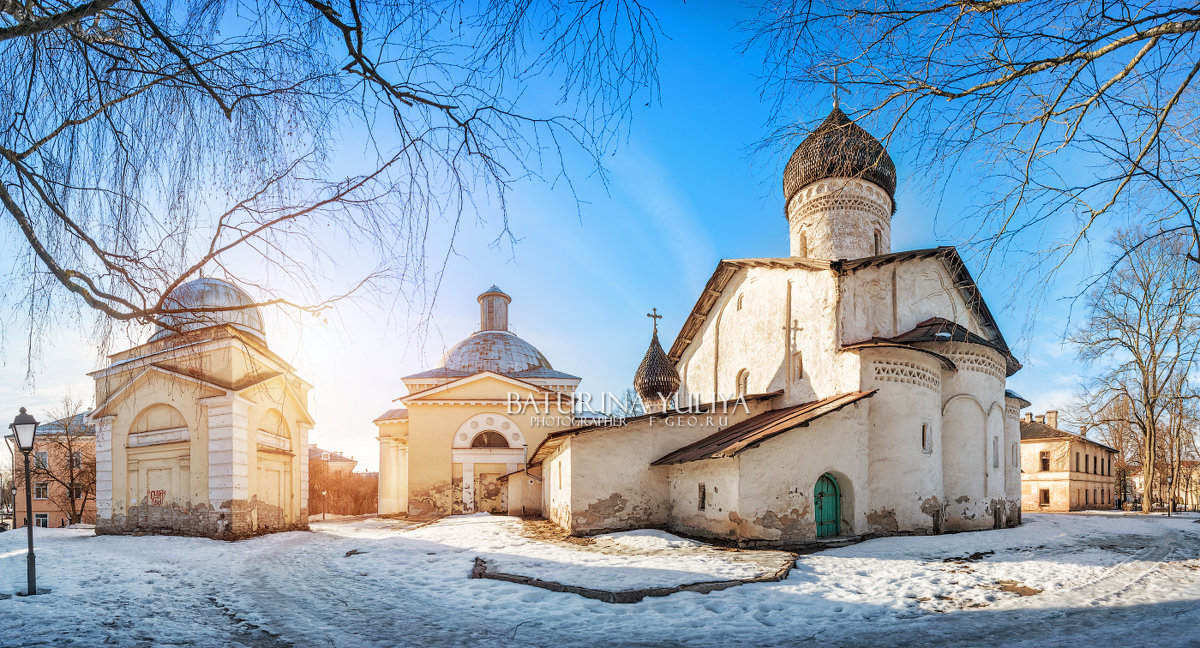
[298,423,311,511]
[378,437,399,514]
[201,395,253,509]
[92,415,116,521]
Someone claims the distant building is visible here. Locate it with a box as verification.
[1020,411,1116,512]
[8,413,96,529]
[308,444,357,473]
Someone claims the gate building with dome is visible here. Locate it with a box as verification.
[374,286,582,517]
[90,277,313,538]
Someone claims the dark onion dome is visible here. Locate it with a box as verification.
[150,277,266,343]
[782,106,897,208]
[634,330,681,403]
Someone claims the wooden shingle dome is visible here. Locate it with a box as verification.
[634,329,680,404]
[782,106,896,209]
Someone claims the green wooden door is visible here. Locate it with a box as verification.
[814,474,840,538]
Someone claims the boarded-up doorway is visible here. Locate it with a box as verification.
[475,472,507,514]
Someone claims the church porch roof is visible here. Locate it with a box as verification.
[652,391,876,466]
[527,391,783,467]
[843,316,1020,376]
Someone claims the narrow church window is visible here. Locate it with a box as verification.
[792,352,803,381]
[873,230,882,255]
[1039,489,1050,505]
[1075,452,1080,472]
[698,484,706,511]
[799,231,808,257]
[920,421,932,454]
[1039,451,1050,472]
[1011,442,1018,467]
[992,437,999,468]
[735,369,749,396]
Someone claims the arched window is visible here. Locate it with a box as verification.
[873,230,882,255]
[471,431,509,448]
[799,231,808,258]
[792,351,803,381]
[735,369,749,396]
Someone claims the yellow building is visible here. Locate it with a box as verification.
[1020,411,1116,512]
[376,286,579,517]
[90,278,313,538]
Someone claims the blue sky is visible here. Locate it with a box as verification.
[0,3,1094,471]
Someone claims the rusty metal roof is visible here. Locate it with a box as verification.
[527,391,784,467]
[1020,421,1116,453]
[842,316,1021,375]
[651,391,876,466]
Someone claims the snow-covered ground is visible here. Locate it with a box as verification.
[2,513,1199,647]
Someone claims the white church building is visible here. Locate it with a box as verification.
[521,106,1029,544]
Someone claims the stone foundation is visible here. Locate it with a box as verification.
[96,497,308,540]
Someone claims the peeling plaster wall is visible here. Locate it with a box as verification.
[93,335,311,539]
[732,402,871,543]
[543,442,572,529]
[666,458,741,540]
[558,401,772,535]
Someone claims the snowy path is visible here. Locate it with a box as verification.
[1,513,1199,647]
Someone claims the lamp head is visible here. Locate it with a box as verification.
[9,407,38,453]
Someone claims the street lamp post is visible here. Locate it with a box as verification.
[10,407,39,596]
[1167,475,1174,518]
[321,490,327,521]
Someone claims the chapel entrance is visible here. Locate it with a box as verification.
[474,472,507,514]
[814,473,841,538]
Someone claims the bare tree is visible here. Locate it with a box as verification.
[1,1,660,367]
[746,1,1200,277]
[613,387,646,418]
[14,397,96,524]
[1071,229,1200,512]
[1074,394,1140,506]
[308,458,377,516]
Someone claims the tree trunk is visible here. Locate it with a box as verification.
[1142,426,1156,513]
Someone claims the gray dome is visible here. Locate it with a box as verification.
[783,106,896,208]
[437,330,552,375]
[150,277,266,342]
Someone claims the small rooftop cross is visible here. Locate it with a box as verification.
[820,68,851,109]
[647,307,662,334]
